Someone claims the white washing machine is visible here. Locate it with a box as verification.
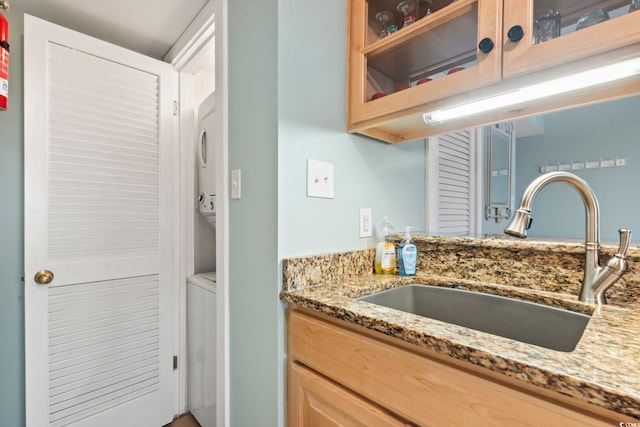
[187,272,217,427]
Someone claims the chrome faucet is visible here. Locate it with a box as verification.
[504,171,631,305]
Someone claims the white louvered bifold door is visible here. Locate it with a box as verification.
[425,130,480,235]
[24,15,178,427]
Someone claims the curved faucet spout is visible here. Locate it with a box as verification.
[504,171,599,245]
[504,171,629,305]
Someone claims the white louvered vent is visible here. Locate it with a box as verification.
[48,275,160,426]
[47,43,160,263]
[426,130,476,235]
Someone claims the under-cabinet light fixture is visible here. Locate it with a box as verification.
[423,57,640,125]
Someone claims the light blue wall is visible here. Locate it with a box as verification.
[0,10,25,427]
[277,1,426,259]
[227,1,280,426]
[515,96,640,243]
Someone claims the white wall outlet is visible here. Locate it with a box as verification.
[359,208,372,238]
[306,159,334,199]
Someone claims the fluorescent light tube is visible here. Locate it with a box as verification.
[423,57,640,124]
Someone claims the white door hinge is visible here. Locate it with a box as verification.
[173,100,179,116]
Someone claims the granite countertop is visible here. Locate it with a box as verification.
[281,236,640,419]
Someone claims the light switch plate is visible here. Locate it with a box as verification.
[306,159,334,199]
[231,169,241,199]
[359,208,372,238]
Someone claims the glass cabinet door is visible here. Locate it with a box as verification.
[503,0,640,79]
[348,0,502,127]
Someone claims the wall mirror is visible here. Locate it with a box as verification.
[482,94,640,243]
[425,94,640,243]
[485,122,514,223]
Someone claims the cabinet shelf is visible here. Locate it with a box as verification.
[366,2,478,82]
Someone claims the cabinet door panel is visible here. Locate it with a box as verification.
[503,0,640,79]
[288,362,407,427]
[348,0,502,128]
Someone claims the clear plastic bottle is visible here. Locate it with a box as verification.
[397,226,417,277]
[374,217,396,274]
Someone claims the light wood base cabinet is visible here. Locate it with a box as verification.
[288,362,410,427]
[288,306,635,426]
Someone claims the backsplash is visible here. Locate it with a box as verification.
[406,235,640,305]
[282,235,640,306]
[282,249,375,291]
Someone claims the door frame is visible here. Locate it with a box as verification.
[164,1,230,425]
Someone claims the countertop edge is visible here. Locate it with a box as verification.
[281,285,640,419]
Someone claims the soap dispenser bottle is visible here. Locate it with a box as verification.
[375,217,396,274]
[397,226,417,277]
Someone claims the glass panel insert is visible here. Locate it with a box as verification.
[364,0,478,103]
[533,0,633,45]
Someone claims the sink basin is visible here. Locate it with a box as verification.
[358,284,590,352]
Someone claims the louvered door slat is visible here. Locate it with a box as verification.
[50,308,159,339]
[49,151,159,172]
[50,381,159,426]
[440,146,469,161]
[50,131,160,156]
[50,340,159,381]
[50,352,158,389]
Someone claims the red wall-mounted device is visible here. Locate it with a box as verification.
[0,11,9,111]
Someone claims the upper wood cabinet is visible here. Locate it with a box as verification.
[347,0,640,143]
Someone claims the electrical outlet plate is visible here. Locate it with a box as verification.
[307,159,334,199]
[359,208,372,238]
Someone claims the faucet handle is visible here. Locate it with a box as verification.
[617,228,632,256]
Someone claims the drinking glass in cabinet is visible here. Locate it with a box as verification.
[375,10,397,40]
[533,10,560,44]
[576,9,610,31]
[397,0,417,28]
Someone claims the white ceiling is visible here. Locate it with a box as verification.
[11,0,209,59]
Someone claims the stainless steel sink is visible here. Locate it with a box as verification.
[358,284,590,352]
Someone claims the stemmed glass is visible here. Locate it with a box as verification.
[397,0,417,28]
[375,11,396,40]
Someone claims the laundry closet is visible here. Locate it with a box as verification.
[180,40,218,427]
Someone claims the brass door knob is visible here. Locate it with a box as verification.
[34,270,54,285]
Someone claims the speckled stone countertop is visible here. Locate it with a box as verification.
[281,235,640,419]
